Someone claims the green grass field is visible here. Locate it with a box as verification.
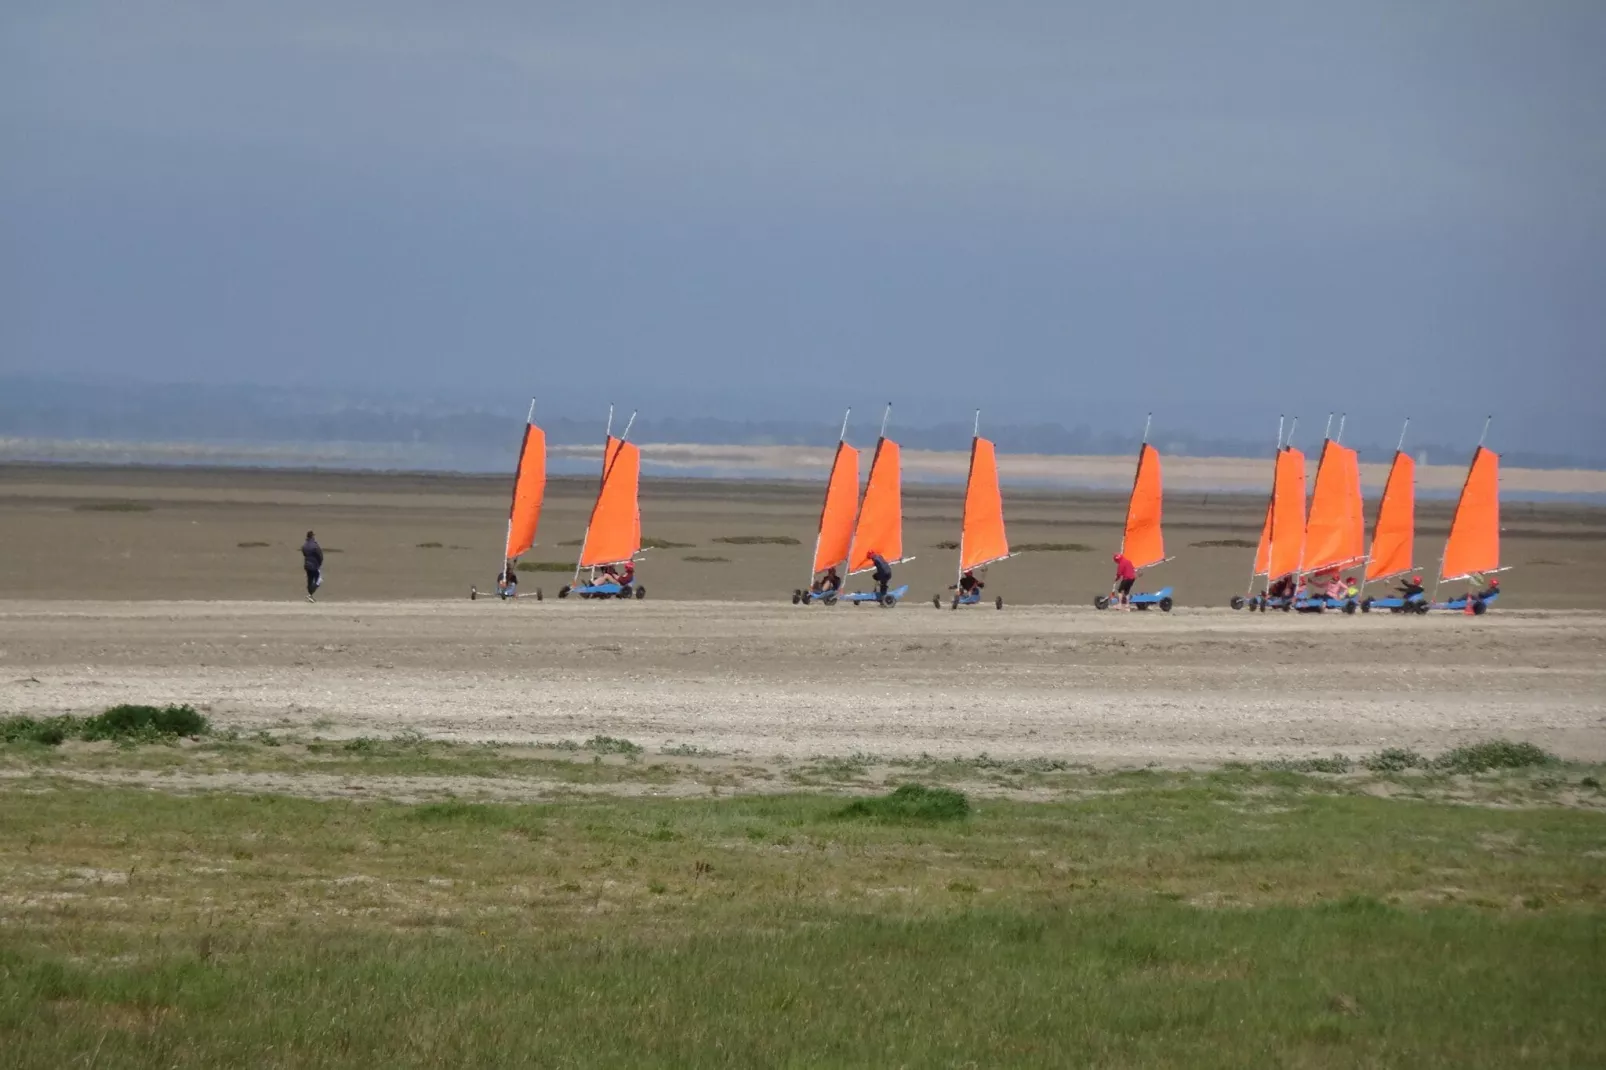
[1,736,1602,1067]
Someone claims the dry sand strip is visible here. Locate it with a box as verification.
[1,600,1602,766]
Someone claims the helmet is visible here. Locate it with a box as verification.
[1411,574,1422,584]
[1112,553,1121,561]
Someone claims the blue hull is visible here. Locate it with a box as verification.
[1099,586,1173,611]
[1430,590,1500,613]
[841,584,909,605]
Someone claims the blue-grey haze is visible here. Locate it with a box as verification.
[3,3,1603,459]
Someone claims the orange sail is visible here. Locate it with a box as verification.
[960,436,1010,571]
[1304,441,1366,574]
[1121,443,1165,571]
[811,441,860,574]
[847,437,904,573]
[1340,446,1365,567]
[503,420,547,561]
[1254,447,1307,580]
[578,436,642,568]
[1366,450,1415,583]
[1440,446,1500,581]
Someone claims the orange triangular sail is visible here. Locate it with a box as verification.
[1366,450,1415,584]
[960,436,1010,571]
[1440,446,1500,581]
[1121,443,1165,571]
[847,437,904,574]
[577,436,642,568]
[811,441,861,574]
[1253,447,1306,581]
[1304,441,1366,575]
[503,419,547,561]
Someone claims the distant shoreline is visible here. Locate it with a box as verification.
[4,441,1606,503]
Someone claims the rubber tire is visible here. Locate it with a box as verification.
[1229,596,1245,611]
[1472,599,1487,615]
[881,594,897,607]
[933,595,942,609]
[823,594,837,606]
[536,589,543,601]
[793,590,802,605]
[558,586,570,599]
[1281,601,1292,612]
[635,586,646,600]
[1095,595,1111,610]
[1361,598,1373,613]
[1159,596,1173,612]
[1342,600,1357,615]
[470,587,478,600]
[1414,601,1430,615]
[995,596,1004,610]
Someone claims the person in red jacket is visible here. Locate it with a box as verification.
[1112,552,1138,611]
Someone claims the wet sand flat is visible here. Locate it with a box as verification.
[3,462,1604,608]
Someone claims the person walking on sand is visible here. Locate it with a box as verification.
[301,531,324,602]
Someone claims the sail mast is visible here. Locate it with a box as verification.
[500,397,537,577]
[806,408,852,589]
[573,406,613,583]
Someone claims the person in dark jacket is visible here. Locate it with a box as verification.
[301,531,324,602]
[868,551,893,598]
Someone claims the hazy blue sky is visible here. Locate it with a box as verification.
[3,2,1603,454]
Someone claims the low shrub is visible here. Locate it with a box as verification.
[1362,747,1428,772]
[1,705,209,746]
[1014,542,1093,553]
[0,716,74,746]
[641,538,694,550]
[1434,740,1558,774]
[79,704,210,742]
[1191,538,1259,549]
[237,541,271,549]
[682,555,730,563]
[585,735,643,756]
[712,535,800,546]
[834,784,971,823]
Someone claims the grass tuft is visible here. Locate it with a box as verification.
[1013,542,1093,553]
[934,540,960,550]
[834,784,971,823]
[1192,538,1259,548]
[237,541,272,549]
[682,555,731,563]
[585,735,644,756]
[711,535,801,546]
[519,561,578,572]
[641,537,694,550]
[1261,755,1351,774]
[415,541,444,549]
